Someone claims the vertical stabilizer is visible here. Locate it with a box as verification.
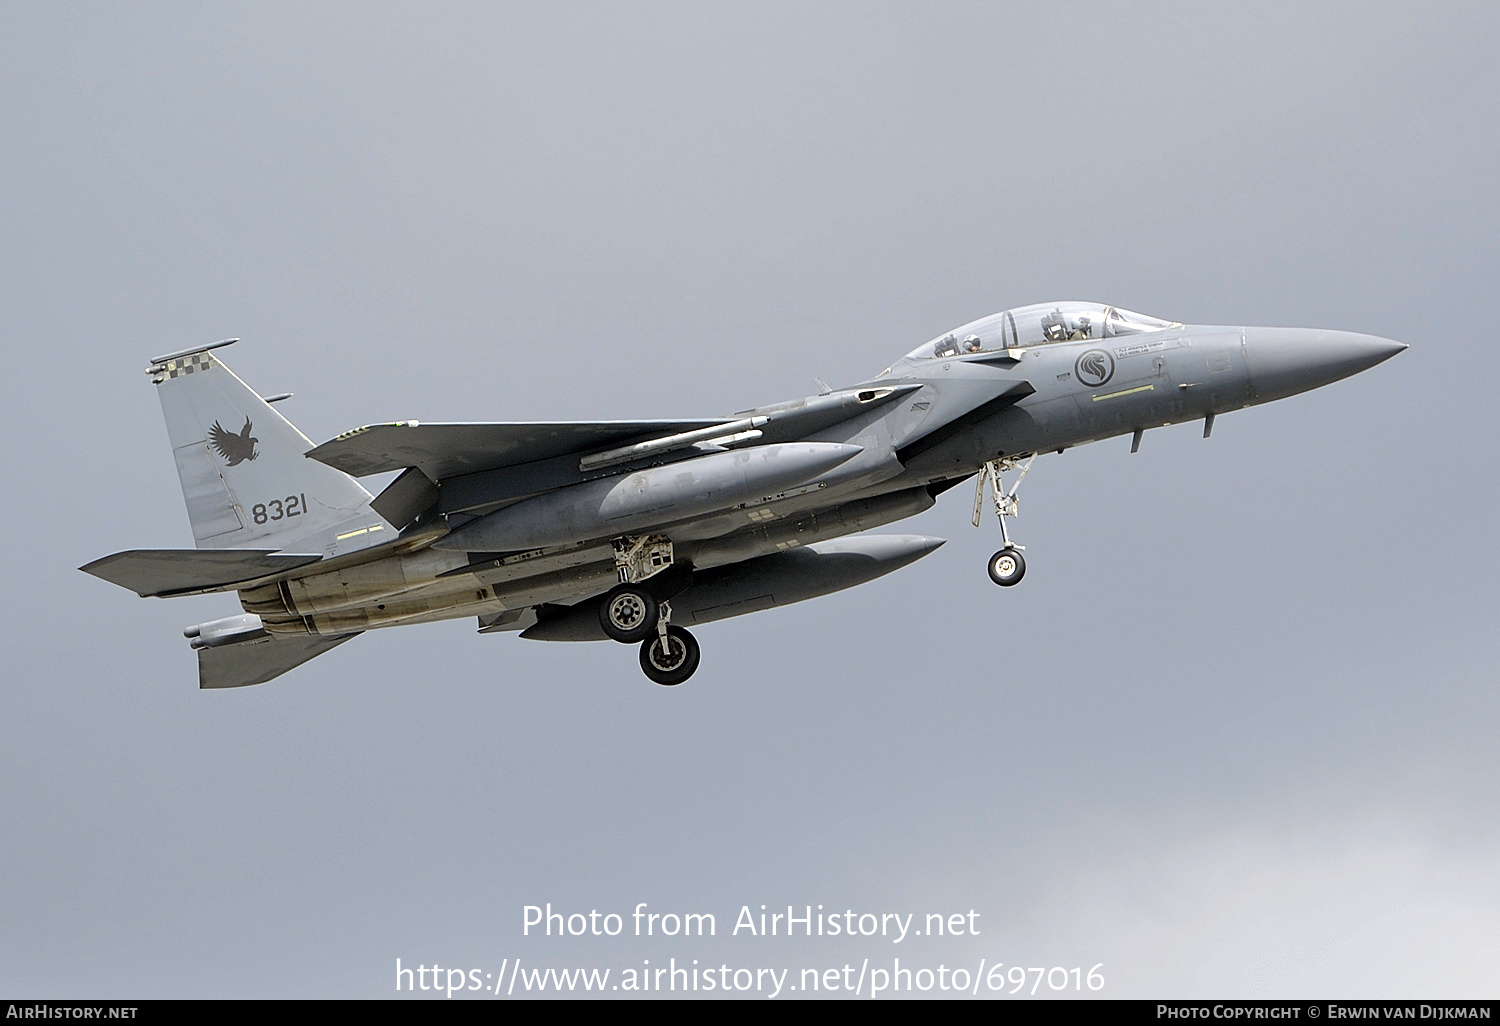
[150,345,377,550]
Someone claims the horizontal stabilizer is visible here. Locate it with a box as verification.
[80,549,323,597]
[306,419,727,479]
[198,632,359,689]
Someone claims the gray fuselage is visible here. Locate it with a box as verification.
[236,318,1403,641]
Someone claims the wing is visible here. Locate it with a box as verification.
[305,419,729,479]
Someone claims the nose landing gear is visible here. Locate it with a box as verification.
[987,547,1025,587]
[974,454,1035,587]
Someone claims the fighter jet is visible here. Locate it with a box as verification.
[81,302,1405,688]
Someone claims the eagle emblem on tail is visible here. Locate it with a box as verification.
[209,418,259,466]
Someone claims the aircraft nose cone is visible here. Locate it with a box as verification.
[1242,327,1406,402]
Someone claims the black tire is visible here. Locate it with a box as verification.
[598,584,658,643]
[639,625,700,686]
[987,547,1026,587]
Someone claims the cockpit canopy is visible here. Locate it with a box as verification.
[901,302,1178,363]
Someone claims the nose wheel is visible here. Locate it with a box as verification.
[987,547,1026,586]
[974,454,1035,587]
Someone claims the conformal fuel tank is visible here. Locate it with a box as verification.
[436,442,863,553]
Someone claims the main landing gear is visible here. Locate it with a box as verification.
[974,454,1035,587]
[599,534,702,685]
[598,583,657,643]
[639,604,700,686]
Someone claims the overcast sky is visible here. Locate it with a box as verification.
[2,1,1497,999]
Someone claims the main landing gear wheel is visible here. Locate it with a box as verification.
[640,625,700,686]
[987,547,1026,587]
[599,584,658,643]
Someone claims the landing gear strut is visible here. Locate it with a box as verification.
[974,454,1034,587]
[598,536,703,684]
[638,601,700,686]
[598,534,673,643]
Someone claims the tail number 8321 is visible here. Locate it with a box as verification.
[251,493,308,525]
